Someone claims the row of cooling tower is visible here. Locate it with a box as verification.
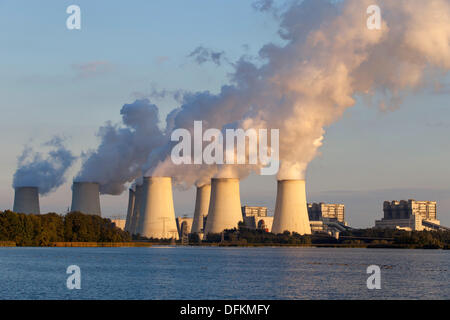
[13,178,312,238]
[124,177,312,238]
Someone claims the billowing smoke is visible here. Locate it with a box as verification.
[147,0,450,183]
[13,137,76,195]
[76,99,165,195]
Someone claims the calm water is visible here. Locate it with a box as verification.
[0,247,448,300]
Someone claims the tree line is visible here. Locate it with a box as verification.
[0,211,131,246]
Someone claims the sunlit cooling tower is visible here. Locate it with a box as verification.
[70,182,101,216]
[272,179,311,235]
[124,188,135,233]
[13,187,40,214]
[130,184,143,235]
[137,177,179,239]
[204,178,242,234]
[191,184,211,234]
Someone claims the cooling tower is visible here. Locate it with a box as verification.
[204,178,242,234]
[70,182,101,216]
[137,177,179,239]
[129,185,142,235]
[13,187,40,214]
[124,188,135,233]
[191,184,211,234]
[272,179,312,235]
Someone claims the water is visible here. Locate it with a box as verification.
[0,247,448,299]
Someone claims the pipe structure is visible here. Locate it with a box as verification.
[137,177,179,239]
[191,184,211,234]
[13,187,40,214]
[70,182,101,216]
[204,178,242,235]
[272,179,311,235]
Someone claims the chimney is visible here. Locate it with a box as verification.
[13,187,40,214]
[272,179,311,235]
[124,188,135,233]
[129,184,143,235]
[191,184,211,234]
[70,182,101,216]
[137,177,179,239]
[204,178,242,234]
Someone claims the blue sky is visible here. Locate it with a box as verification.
[1,0,449,227]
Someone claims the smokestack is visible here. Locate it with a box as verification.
[204,178,242,234]
[137,177,179,239]
[191,184,211,234]
[129,184,142,235]
[272,179,311,235]
[124,188,135,233]
[13,187,40,214]
[70,182,101,216]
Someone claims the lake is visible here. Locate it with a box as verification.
[0,247,448,299]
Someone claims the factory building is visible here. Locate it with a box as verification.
[241,206,273,232]
[375,199,441,231]
[111,218,126,230]
[308,203,346,224]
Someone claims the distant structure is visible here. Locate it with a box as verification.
[176,216,193,239]
[13,187,40,214]
[70,182,101,216]
[308,203,346,224]
[375,199,442,231]
[241,206,273,231]
[272,180,311,235]
[204,178,242,235]
[137,177,179,239]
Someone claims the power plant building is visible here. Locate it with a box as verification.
[375,199,441,231]
[241,206,273,231]
[308,203,346,224]
[191,184,211,234]
[176,216,193,239]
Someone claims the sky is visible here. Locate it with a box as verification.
[0,0,449,228]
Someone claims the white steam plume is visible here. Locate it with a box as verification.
[76,99,165,195]
[13,137,76,195]
[148,0,450,183]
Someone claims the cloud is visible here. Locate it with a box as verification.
[187,46,227,66]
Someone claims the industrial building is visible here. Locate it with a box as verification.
[176,216,193,238]
[375,199,442,231]
[191,184,211,234]
[241,206,273,231]
[308,203,346,224]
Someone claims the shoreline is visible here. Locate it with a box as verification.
[0,241,448,249]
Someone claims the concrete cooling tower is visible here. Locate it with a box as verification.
[204,178,242,234]
[70,182,101,216]
[137,177,179,239]
[124,188,135,233]
[191,184,211,234]
[272,179,311,235]
[13,187,40,214]
[129,184,143,235]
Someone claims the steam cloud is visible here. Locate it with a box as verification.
[79,0,450,193]
[75,99,165,195]
[13,137,76,195]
